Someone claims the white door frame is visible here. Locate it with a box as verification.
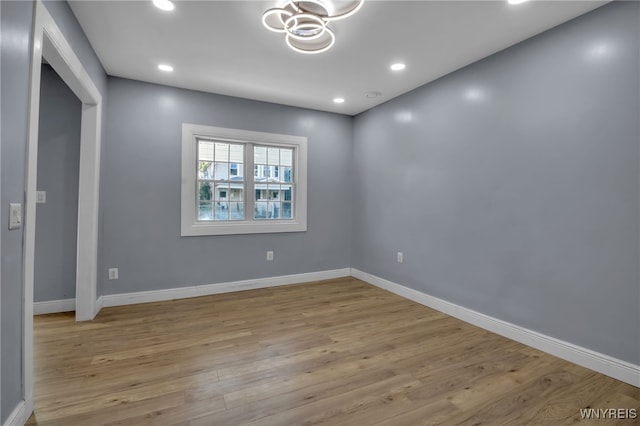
[24,0,102,415]
[1,0,3,418]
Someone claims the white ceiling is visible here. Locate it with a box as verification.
[69,0,608,116]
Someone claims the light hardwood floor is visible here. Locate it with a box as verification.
[27,277,638,425]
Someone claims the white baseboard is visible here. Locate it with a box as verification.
[3,398,31,426]
[33,298,75,315]
[100,268,351,309]
[350,268,640,388]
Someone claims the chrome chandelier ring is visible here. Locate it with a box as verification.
[262,0,364,54]
[286,25,335,54]
[284,13,327,41]
[262,7,294,33]
[288,0,364,22]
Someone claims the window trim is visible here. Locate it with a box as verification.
[181,123,307,236]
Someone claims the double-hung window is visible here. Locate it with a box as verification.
[181,124,307,236]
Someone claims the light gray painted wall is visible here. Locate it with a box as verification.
[352,2,639,364]
[100,78,352,295]
[1,0,33,420]
[34,64,81,303]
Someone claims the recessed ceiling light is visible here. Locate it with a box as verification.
[333,97,345,104]
[153,0,175,12]
[390,63,406,71]
[158,64,174,72]
[508,0,529,5]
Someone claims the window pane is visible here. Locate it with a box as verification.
[269,202,281,219]
[214,143,229,161]
[230,202,244,220]
[268,184,280,201]
[283,187,292,201]
[198,202,213,220]
[267,147,280,166]
[229,144,244,163]
[254,165,264,181]
[215,201,229,220]
[229,187,243,201]
[255,187,267,200]
[214,183,229,201]
[281,166,292,183]
[254,201,268,219]
[230,163,244,179]
[254,146,267,164]
[198,141,214,161]
[198,162,213,179]
[198,182,212,201]
[280,148,293,166]
[282,202,292,219]
[214,162,229,180]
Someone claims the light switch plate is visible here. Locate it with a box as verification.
[36,191,47,204]
[9,203,22,230]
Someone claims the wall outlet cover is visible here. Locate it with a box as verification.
[108,268,119,280]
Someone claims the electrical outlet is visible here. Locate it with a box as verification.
[397,252,404,263]
[108,268,119,280]
[266,251,274,261]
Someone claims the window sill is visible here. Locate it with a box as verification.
[181,219,307,236]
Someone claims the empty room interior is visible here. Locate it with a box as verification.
[1,0,639,424]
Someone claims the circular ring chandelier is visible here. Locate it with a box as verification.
[262,0,364,54]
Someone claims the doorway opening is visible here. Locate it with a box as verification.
[23,1,103,417]
[33,62,82,314]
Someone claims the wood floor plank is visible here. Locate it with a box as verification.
[26,391,185,426]
[27,277,639,425]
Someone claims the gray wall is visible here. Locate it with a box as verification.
[1,1,106,422]
[352,2,639,365]
[1,1,33,420]
[34,64,82,303]
[100,78,352,295]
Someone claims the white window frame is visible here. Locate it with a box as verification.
[181,123,307,236]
